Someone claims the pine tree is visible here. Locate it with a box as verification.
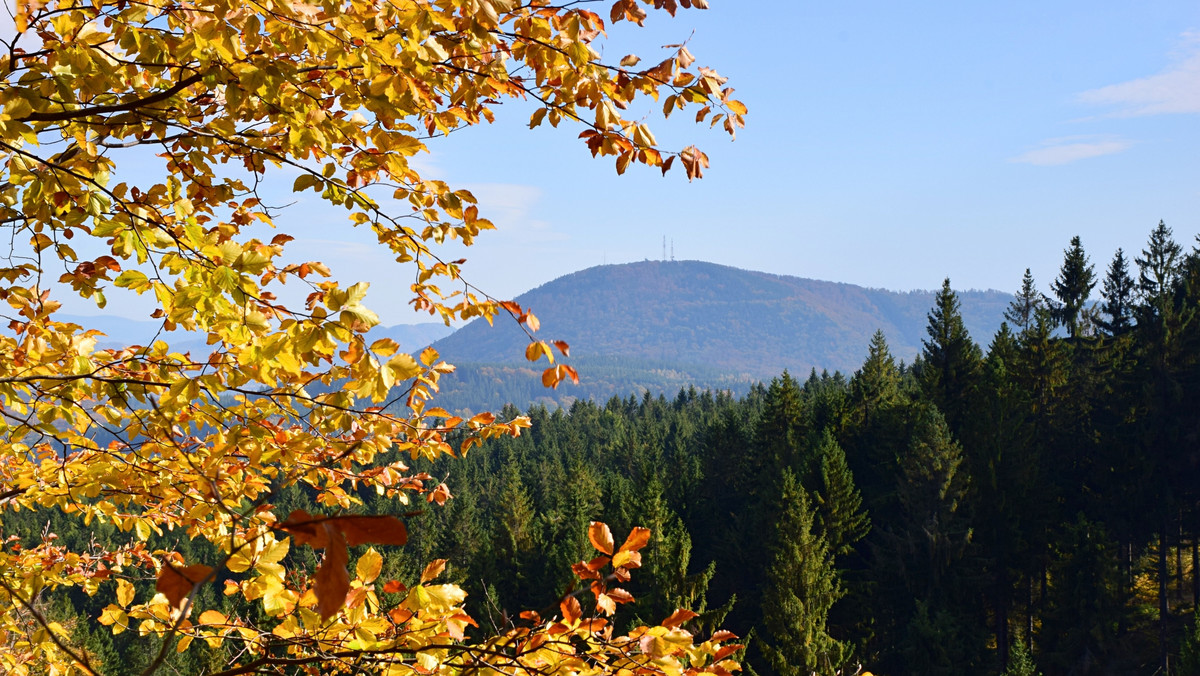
[1006,269,1044,333]
[757,470,848,676]
[1098,248,1136,336]
[919,278,983,436]
[1050,236,1097,338]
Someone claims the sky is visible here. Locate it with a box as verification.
[5,1,1200,325]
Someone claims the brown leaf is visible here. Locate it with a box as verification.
[552,340,570,357]
[383,580,407,594]
[314,528,350,620]
[337,516,408,547]
[156,562,213,608]
[588,521,614,555]
[278,509,331,548]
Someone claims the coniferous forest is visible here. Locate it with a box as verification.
[7,221,1200,676]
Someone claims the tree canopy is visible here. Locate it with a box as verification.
[0,1,746,674]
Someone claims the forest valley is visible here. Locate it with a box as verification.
[5,220,1199,676]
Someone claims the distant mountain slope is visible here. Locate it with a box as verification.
[432,261,1013,380]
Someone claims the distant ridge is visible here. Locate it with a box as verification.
[432,260,1013,381]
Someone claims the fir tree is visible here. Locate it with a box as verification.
[1051,236,1097,338]
[919,278,983,436]
[757,470,848,676]
[1098,248,1136,336]
[1006,269,1044,333]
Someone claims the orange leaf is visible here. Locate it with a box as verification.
[383,580,407,594]
[612,549,642,569]
[542,366,560,388]
[711,630,740,642]
[596,593,616,615]
[588,522,614,555]
[427,483,452,506]
[560,595,582,624]
[662,608,699,628]
[315,528,350,620]
[421,559,448,583]
[607,587,635,603]
[156,562,213,608]
[713,644,745,661]
[552,340,570,357]
[620,526,651,552]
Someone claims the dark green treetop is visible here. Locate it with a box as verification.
[1050,236,1096,339]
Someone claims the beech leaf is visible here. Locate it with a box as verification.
[156,563,213,608]
[588,521,615,555]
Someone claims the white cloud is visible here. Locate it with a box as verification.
[460,183,565,241]
[1078,33,1200,116]
[1010,136,1133,166]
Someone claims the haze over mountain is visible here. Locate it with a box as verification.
[434,260,1013,380]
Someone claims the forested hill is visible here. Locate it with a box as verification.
[432,260,1012,379]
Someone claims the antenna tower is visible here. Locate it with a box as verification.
[662,236,667,261]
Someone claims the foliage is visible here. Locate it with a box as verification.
[0,0,748,674]
[1050,236,1096,338]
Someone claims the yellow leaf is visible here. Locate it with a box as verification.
[116,579,135,608]
[386,353,421,381]
[356,548,383,584]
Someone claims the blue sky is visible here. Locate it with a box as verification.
[7,2,1200,325]
[359,1,1200,323]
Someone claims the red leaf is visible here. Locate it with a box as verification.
[383,580,407,594]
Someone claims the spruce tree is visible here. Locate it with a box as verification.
[1137,220,1182,320]
[850,330,900,429]
[1006,269,1044,333]
[757,469,848,676]
[815,429,870,558]
[919,278,982,436]
[1050,235,1097,338]
[1002,635,1042,676]
[1098,248,1136,336]
[895,404,971,598]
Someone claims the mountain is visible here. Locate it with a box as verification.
[432,260,1013,381]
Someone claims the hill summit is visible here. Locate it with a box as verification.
[433,260,1012,382]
